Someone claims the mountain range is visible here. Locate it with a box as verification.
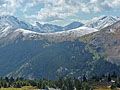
[0,15,85,33]
[0,15,120,80]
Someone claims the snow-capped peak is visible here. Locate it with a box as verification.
[85,15,120,29]
[0,15,33,31]
[0,15,20,27]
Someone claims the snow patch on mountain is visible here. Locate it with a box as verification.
[1,26,98,43]
[15,29,38,35]
[19,26,98,42]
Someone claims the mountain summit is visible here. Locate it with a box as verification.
[85,16,120,29]
[63,21,84,30]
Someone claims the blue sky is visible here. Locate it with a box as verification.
[0,0,120,26]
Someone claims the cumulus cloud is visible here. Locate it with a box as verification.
[0,0,120,23]
[26,0,120,23]
[0,0,22,15]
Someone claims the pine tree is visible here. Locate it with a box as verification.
[111,71,117,78]
[74,79,82,90]
[4,77,9,82]
[9,77,14,83]
[61,84,67,90]
[107,74,111,82]
[83,75,87,82]
[37,80,42,89]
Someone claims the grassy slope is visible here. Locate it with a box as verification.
[94,88,111,90]
[0,86,37,90]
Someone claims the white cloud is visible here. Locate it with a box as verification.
[33,0,120,22]
[104,0,120,8]
[0,0,22,15]
[34,0,80,22]
[0,0,120,23]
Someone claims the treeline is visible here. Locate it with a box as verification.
[0,76,92,90]
[0,72,120,90]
